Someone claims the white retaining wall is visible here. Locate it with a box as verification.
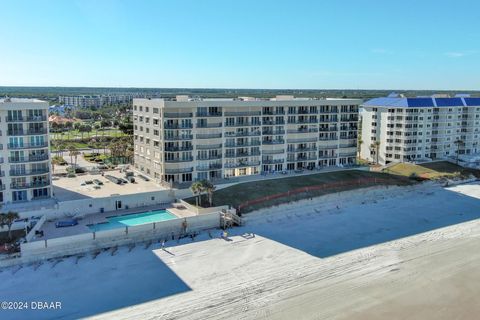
[14,212,221,266]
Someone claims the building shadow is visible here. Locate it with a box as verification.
[53,185,93,201]
[0,245,191,320]
[231,183,480,258]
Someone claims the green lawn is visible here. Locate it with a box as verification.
[383,161,480,179]
[186,170,411,213]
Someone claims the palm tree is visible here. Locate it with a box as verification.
[68,145,80,168]
[51,156,63,174]
[1,211,20,240]
[202,180,216,207]
[191,181,204,206]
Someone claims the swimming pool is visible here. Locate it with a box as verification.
[88,210,177,232]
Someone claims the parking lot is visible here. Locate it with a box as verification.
[53,171,169,201]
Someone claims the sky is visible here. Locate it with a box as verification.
[1,0,479,90]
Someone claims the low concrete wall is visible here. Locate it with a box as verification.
[9,212,221,267]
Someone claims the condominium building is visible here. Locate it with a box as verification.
[361,95,480,165]
[0,98,52,203]
[133,96,360,184]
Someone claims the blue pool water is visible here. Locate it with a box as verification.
[88,210,177,231]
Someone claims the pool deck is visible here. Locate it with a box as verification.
[33,204,196,241]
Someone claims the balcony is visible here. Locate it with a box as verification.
[287,128,319,134]
[262,149,284,155]
[225,131,261,137]
[225,151,261,158]
[164,135,193,141]
[196,123,222,128]
[288,147,317,152]
[225,122,261,127]
[262,159,285,164]
[262,130,285,135]
[262,139,285,145]
[164,123,193,129]
[8,142,49,149]
[164,146,193,152]
[196,144,222,150]
[164,113,193,118]
[224,111,261,116]
[196,112,222,117]
[165,157,194,163]
[10,181,50,189]
[225,141,261,147]
[6,115,47,122]
[224,161,261,168]
[339,152,357,157]
[262,120,285,125]
[196,133,222,139]
[9,154,49,163]
[164,167,194,174]
[196,164,222,171]
[7,130,24,136]
[26,128,48,135]
[9,168,50,176]
[197,154,222,160]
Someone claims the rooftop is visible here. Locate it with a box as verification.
[363,96,480,108]
[0,97,46,103]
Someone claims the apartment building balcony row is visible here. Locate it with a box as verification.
[9,168,50,176]
[5,115,47,122]
[225,141,261,147]
[7,142,49,149]
[262,159,285,164]
[8,154,49,163]
[287,128,319,134]
[10,180,50,189]
[225,151,261,158]
[224,161,261,168]
[7,128,48,136]
[225,122,261,127]
[165,146,194,151]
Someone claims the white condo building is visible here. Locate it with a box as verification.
[133,96,360,185]
[0,98,52,203]
[361,95,480,165]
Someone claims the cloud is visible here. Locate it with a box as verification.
[444,51,477,58]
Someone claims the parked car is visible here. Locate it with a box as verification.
[55,219,78,228]
[93,179,103,185]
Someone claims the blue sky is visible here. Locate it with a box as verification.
[1,0,479,90]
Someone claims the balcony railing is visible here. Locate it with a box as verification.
[10,181,50,189]
[197,154,222,160]
[9,154,49,163]
[287,128,319,134]
[8,142,49,149]
[225,141,261,148]
[7,130,24,136]
[224,161,260,168]
[164,167,194,174]
[164,157,194,163]
[262,159,285,164]
[225,151,261,158]
[262,139,285,145]
[26,128,48,135]
[224,111,261,116]
[6,115,47,122]
[262,130,285,135]
[196,164,223,171]
[9,168,49,176]
[225,131,261,137]
[164,135,193,141]
[164,113,193,118]
[196,144,222,150]
[225,122,261,127]
[164,123,193,129]
[196,112,222,117]
[196,133,222,139]
[196,123,222,128]
[164,146,193,152]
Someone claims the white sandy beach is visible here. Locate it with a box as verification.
[1,181,480,319]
